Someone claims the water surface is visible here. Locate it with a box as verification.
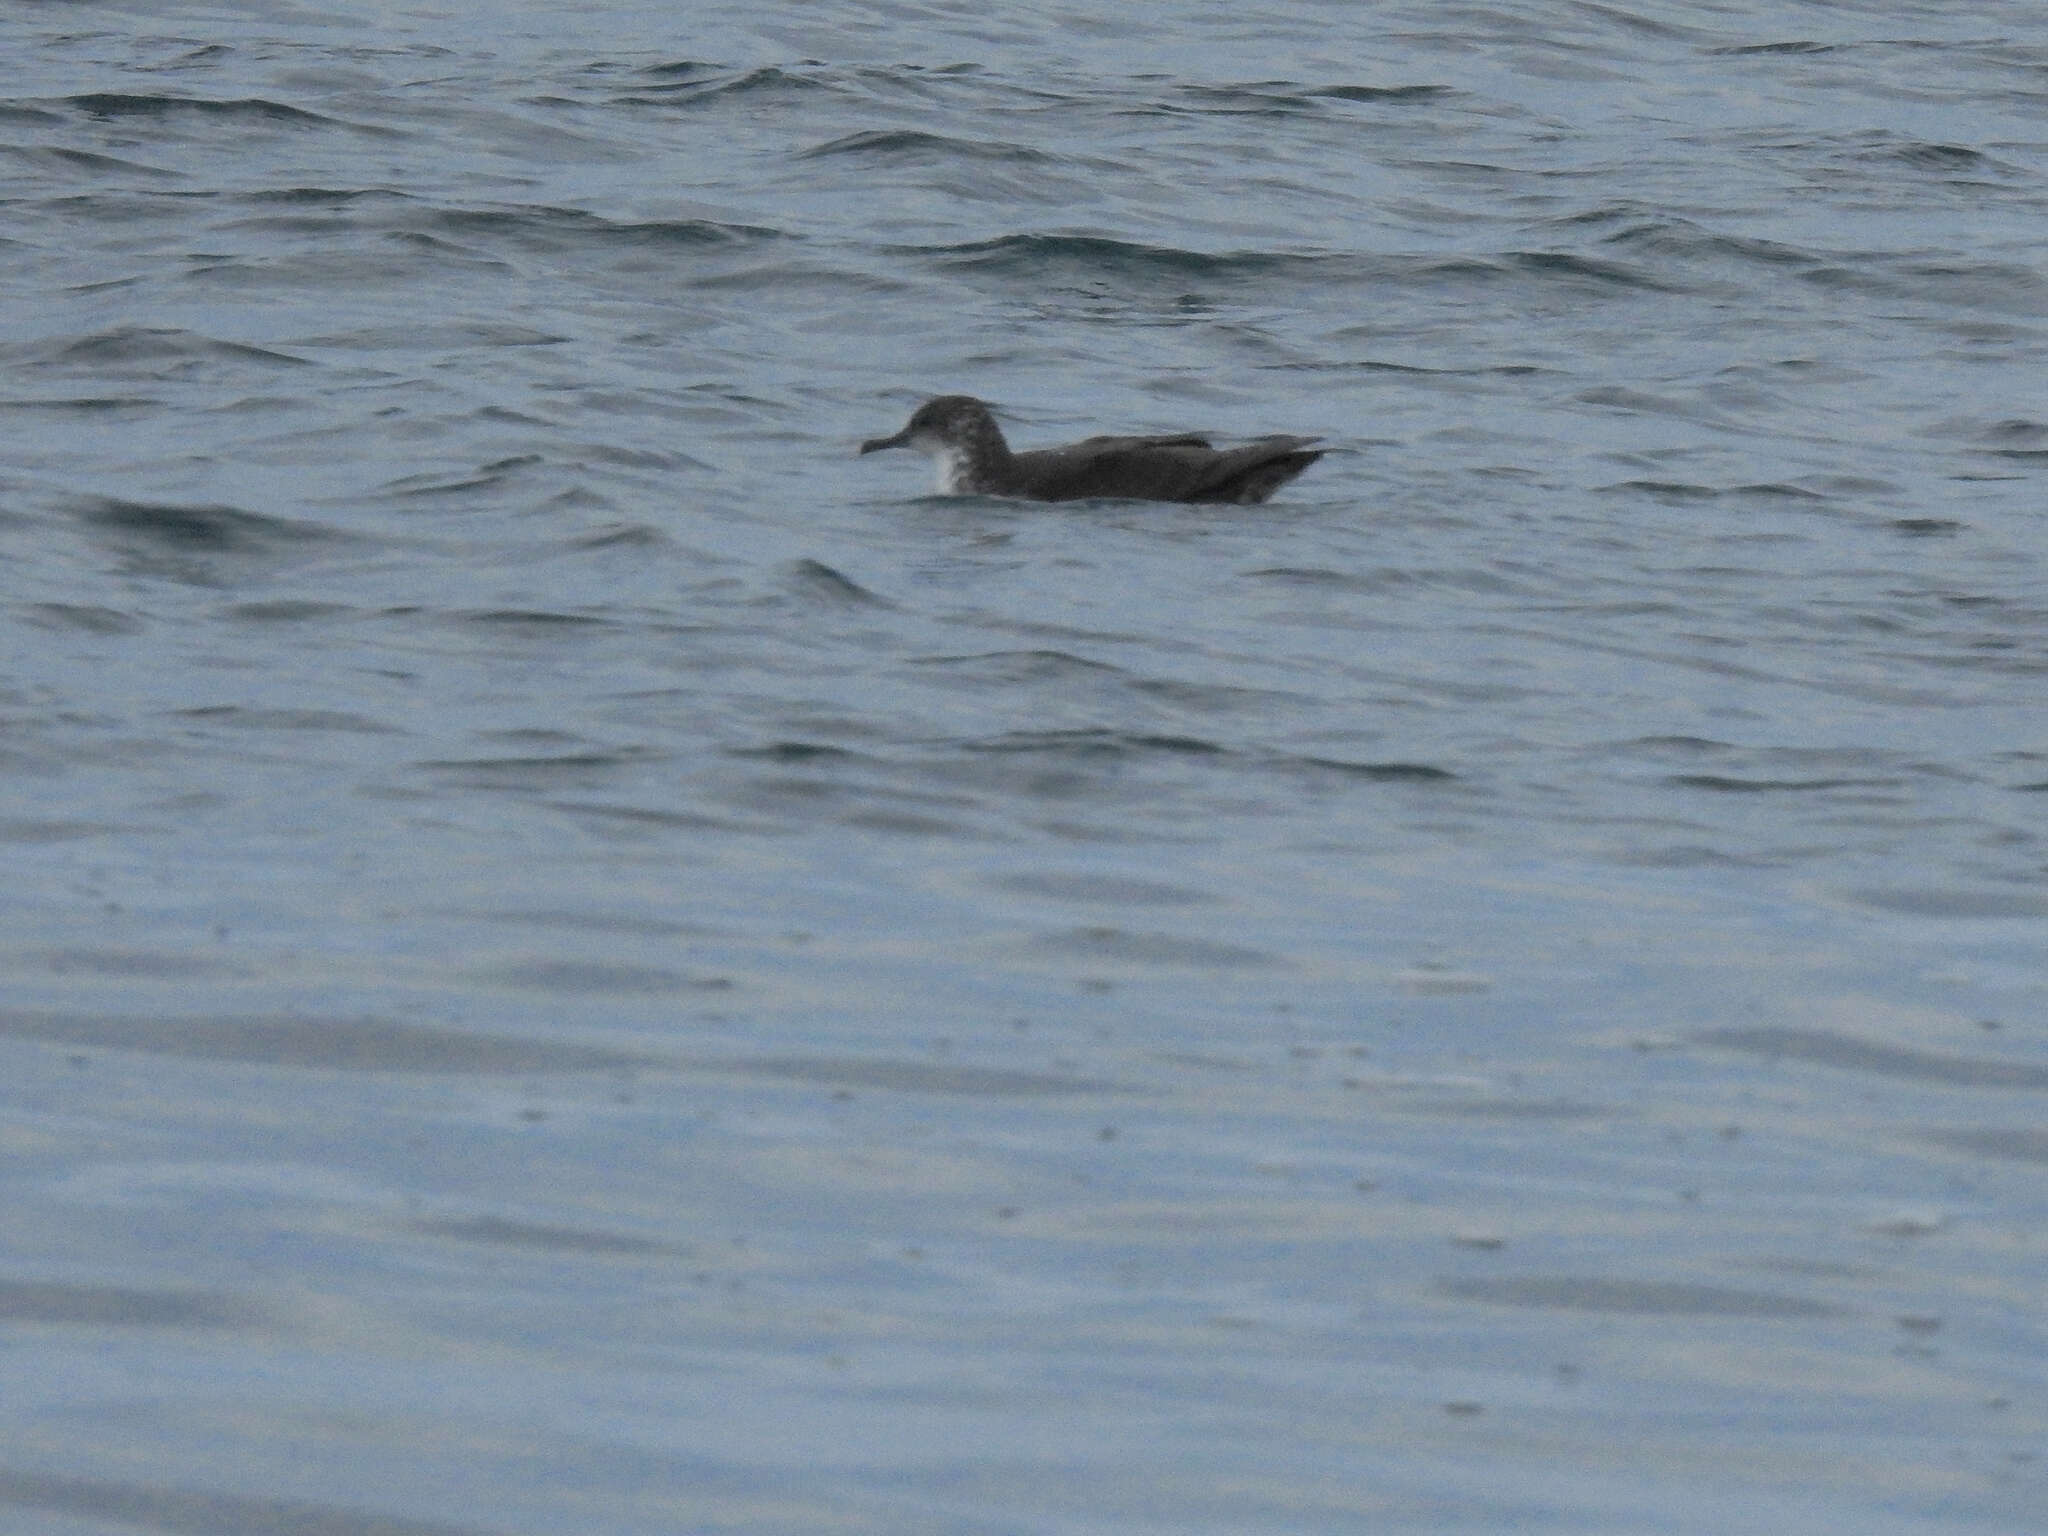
[3,1,2044,1532]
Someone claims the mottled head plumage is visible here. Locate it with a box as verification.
[859,395,1013,494]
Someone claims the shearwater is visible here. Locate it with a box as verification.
[860,395,1323,503]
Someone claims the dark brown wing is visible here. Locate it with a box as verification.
[1008,434,1320,503]
[1181,437,1324,504]
[1065,432,1213,452]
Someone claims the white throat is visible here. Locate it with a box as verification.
[911,436,974,495]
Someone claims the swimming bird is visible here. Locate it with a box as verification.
[859,395,1323,503]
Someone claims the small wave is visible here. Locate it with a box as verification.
[0,144,180,178]
[1140,81,1449,119]
[1699,1027,2048,1088]
[572,522,669,550]
[920,232,1326,282]
[694,1054,1122,1097]
[1297,757,1456,782]
[1618,735,1732,755]
[786,558,892,607]
[1668,773,1899,793]
[21,602,144,635]
[1246,564,1538,597]
[225,600,356,623]
[688,262,913,299]
[613,65,843,108]
[1313,84,1453,103]
[424,204,787,250]
[1576,386,1727,423]
[547,799,756,834]
[728,742,865,764]
[963,729,1227,760]
[417,749,659,793]
[1274,356,1548,379]
[1440,1276,1843,1320]
[20,326,310,372]
[636,59,721,80]
[913,649,1125,683]
[1147,83,1324,117]
[1884,141,1990,172]
[295,322,567,351]
[1605,474,1857,505]
[1924,1128,2048,1166]
[916,236,1676,302]
[1843,888,2048,920]
[0,396,160,415]
[1602,479,1722,501]
[0,1279,253,1328]
[75,496,344,552]
[1416,252,1676,296]
[913,233,1343,292]
[0,1471,502,1536]
[1597,217,1818,269]
[457,608,613,629]
[1429,1098,1599,1120]
[1242,565,1373,588]
[59,92,393,136]
[1706,40,1837,56]
[244,185,400,206]
[1613,845,1771,870]
[376,455,546,499]
[482,959,709,996]
[0,817,133,844]
[1973,417,2048,447]
[0,1008,646,1072]
[173,705,396,734]
[993,871,1211,906]
[1728,481,1828,500]
[1029,925,1273,968]
[799,128,1052,164]
[1868,260,2048,314]
[1506,250,1676,292]
[1792,130,2027,185]
[413,1214,684,1258]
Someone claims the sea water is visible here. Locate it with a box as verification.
[2,2,2044,1531]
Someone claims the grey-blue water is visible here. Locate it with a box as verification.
[3,2,2044,1532]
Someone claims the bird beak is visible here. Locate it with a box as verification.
[859,429,910,455]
